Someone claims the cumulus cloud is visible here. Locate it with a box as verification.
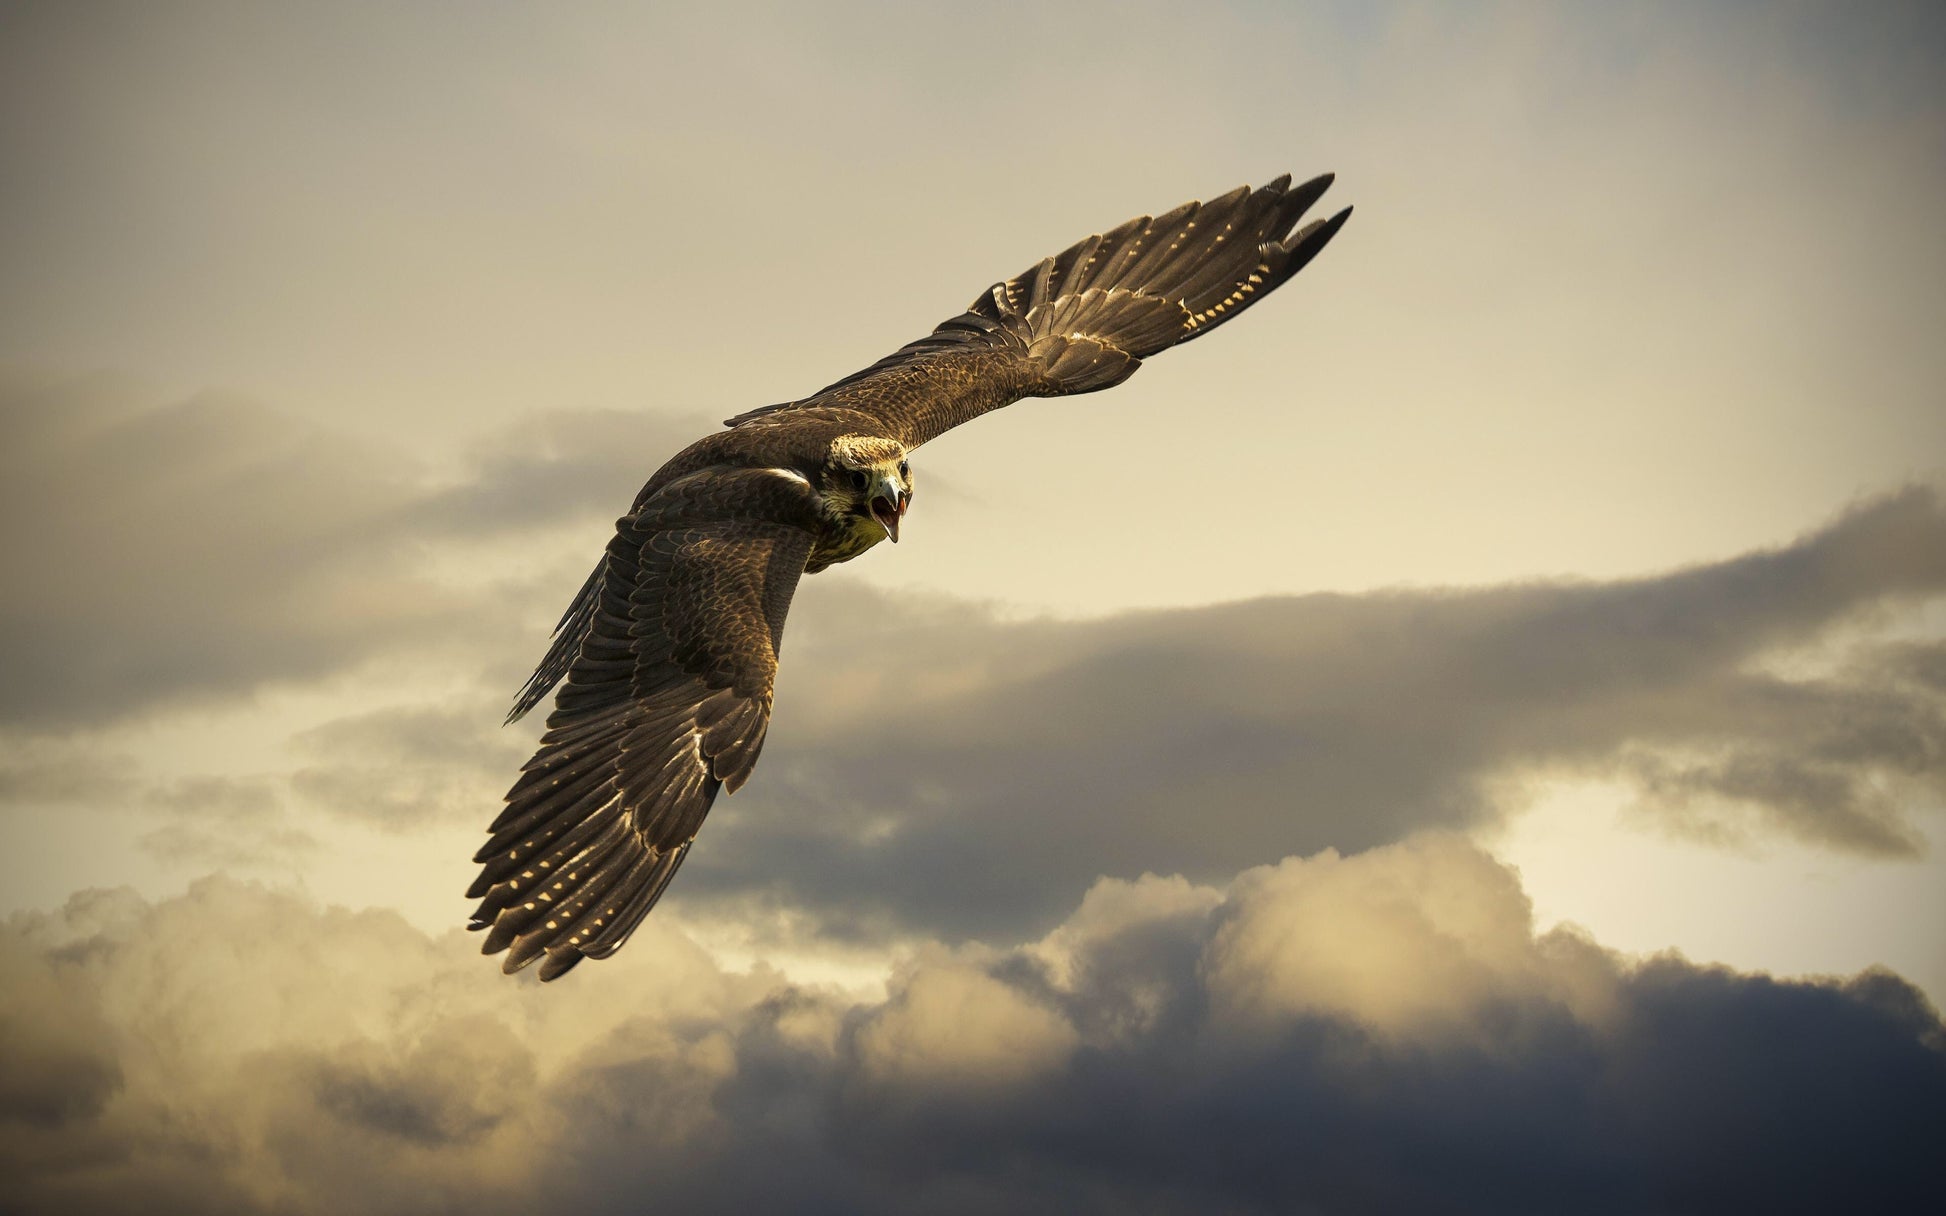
[0,931,122,1129]
[851,960,1077,1095]
[1202,836,1583,1044]
[0,374,704,727]
[0,876,766,1215]
[682,488,1946,939]
[3,837,1939,1215]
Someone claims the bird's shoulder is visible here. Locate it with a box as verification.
[632,408,898,510]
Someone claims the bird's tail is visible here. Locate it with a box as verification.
[983,172,1350,396]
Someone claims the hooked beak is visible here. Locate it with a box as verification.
[868,476,908,543]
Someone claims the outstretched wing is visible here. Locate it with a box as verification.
[725,172,1350,448]
[469,466,817,980]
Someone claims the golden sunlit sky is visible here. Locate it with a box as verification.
[3,3,1942,1213]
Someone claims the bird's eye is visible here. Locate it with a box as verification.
[849,469,868,491]
[898,460,909,478]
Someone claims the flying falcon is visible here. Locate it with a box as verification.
[469,173,1351,979]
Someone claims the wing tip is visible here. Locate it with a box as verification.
[1292,204,1353,256]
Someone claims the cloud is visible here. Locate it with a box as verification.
[1,377,438,726]
[1202,836,1574,1044]
[0,374,705,728]
[15,402,1933,954]
[0,743,138,807]
[3,836,1940,1215]
[680,488,1946,939]
[851,960,1077,1095]
[0,931,121,1128]
[402,409,704,540]
[137,775,316,869]
[63,484,1932,944]
[0,875,768,1215]
[287,700,532,830]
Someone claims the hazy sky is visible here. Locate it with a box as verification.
[3,3,1943,1212]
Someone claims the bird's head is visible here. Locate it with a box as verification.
[821,435,912,543]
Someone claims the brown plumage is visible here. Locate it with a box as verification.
[469,173,1352,979]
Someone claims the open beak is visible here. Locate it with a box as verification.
[868,479,908,543]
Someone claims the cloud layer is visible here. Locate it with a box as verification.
[0,375,703,726]
[9,379,1939,961]
[5,835,1939,1215]
[693,488,1946,939]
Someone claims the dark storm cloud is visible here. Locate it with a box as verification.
[681,488,1946,939]
[3,838,1940,1216]
[0,376,706,727]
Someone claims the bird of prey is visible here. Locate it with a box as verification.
[469,173,1351,979]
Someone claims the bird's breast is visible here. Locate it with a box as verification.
[805,512,888,573]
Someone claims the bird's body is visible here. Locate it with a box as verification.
[470,174,1351,979]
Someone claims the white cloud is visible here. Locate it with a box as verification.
[853,959,1077,1093]
[1203,835,1568,1043]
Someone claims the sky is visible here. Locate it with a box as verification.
[2,1,1943,1212]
